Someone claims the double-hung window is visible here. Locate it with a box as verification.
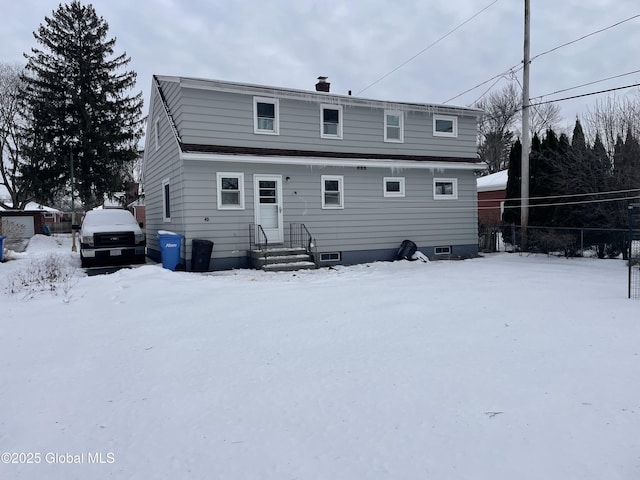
[321,104,343,139]
[321,175,344,209]
[217,173,245,209]
[384,110,404,142]
[253,97,279,135]
[433,178,458,200]
[433,115,458,137]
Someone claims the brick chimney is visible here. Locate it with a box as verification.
[315,76,330,92]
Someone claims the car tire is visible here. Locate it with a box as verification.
[134,254,146,265]
[81,256,92,268]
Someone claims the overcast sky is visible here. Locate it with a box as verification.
[2,0,640,132]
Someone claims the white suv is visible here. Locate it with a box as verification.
[79,209,146,268]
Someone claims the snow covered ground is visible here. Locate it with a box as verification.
[1,235,639,479]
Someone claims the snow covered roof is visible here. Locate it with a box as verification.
[477,170,508,193]
[0,201,61,213]
[157,75,484,118]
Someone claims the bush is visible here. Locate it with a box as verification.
[5,254,76,299]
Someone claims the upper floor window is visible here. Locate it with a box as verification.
[154,118,160,150]
[433,115,458,138]
[321,175,344,209]
[253,97,279,135]
[217,172,245,210]
[321,104,343,139]
[433,178,458,200]
[384,110,404,143]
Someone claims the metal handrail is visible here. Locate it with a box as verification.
[249,224,268,252]
[290,223,318,266]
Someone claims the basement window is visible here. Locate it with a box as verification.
[320,252,341,262]
[253,97,279,135]
[435,246,452,255]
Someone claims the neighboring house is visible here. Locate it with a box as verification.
[477,170,508,226]
[128,196,146,229]
[25,203,65,230]
[143,75,484,270]
[0,202,65,244]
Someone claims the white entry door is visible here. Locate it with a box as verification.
[254,174,283,243]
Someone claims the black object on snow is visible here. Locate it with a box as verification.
[397,239,417,260]
[191,239,214,272]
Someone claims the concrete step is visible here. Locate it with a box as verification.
[262,261,317,272]
[250,246,316,271]
[261,254,312,264]
[250,247,306,258]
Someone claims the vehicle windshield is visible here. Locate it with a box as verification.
[83,210,137,227]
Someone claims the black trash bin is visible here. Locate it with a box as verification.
[397,239,417,260]
[191,239,214,272]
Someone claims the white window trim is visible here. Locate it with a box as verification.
[154,118,160,151]
[383,177,405,198]
[320,104,343,139]
[433,178,458,200]
[253,97,279,135]
[216,172,245,210]
[319,252,341,262]
[162,178,171,222]
[321,175,344,209]
[384,110,404,143]
[433,114,458,138]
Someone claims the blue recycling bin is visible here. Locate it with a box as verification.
[0,235,6,262]
[157,231,184,271]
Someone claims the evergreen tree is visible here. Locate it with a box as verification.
[552,121,590,229]
[502,139,522,226]
[529,129,558,227]
[20,1,143,208]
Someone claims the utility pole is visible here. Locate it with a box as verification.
[520,0,531,252]
[70,148,77,252]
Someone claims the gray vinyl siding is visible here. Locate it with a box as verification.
[143,85,185,255]
[144,76,481,268]
[161,81,478,159]
[177,159,477,263]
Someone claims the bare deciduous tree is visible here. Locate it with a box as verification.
[581,92,640,156]
[529,101,562,137]
[0,62,31,209]
[475,82,521,174]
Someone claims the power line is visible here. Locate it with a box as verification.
[499,194,640,210]
[444,13,640,105]
[443,66,520,104]
[529,14,640,63]
[471,75,508,105]
[356,0,499,96]
[531,69,640,102]
[479,187,640,203]
[530,82,640,107]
